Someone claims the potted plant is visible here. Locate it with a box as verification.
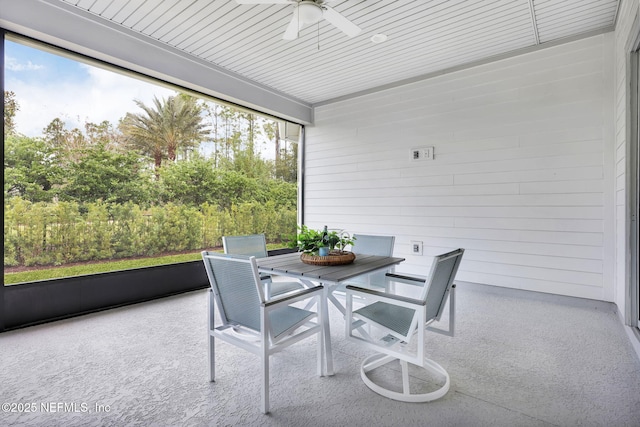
[289,225,356,264]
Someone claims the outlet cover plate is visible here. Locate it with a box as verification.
[423,146,434,160]
[411,240,423,255]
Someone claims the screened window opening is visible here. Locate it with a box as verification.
[3,36,301,285]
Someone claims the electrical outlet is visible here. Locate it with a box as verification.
[423,146,434,160]
[411,148,422,161]
[411,240,423,255]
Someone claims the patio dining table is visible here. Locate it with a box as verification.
[257,251,405,375]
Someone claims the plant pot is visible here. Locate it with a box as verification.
[300,251,356,266]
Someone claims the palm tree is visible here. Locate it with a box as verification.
[120,94,209,175]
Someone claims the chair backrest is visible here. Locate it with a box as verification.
[420,248,464,322]
[202,251,263,331]
[351,234,395,256]
[223,234,268,258]
[349,234,396,286]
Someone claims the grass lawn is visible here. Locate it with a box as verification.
[3,252,209,285]
[3,244,288,285]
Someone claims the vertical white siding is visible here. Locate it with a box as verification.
[614,0,640,312]
[306,35,615,300]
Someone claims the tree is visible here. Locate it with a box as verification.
[43,118,87,164]
[158,155,219,206]
[218,105,237,161]
[275,141,298,183]
[263,120,281,165]
[84,120,123,149]
[264,179,297,209]
[158,155,268,210]
[4,90,19,136]
[263,120,298,183]
[202,102,226,167]
[214,169,262,210]
[59,143,154,205]
[239,111,257,158]
[120,94,209,175]
[4,134,62,202]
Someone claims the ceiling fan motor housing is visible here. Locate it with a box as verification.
[298,1,323,24]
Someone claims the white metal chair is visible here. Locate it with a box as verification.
[345,248,464,402]
[202,251,328,414]
[223,233,305,297]
[327,234,396,316]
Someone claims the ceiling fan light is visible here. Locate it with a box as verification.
[371,33,388,43]
[298,2,322,25]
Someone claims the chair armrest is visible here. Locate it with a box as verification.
[385,272,426,285]
[346,285,425,306]
[263,285,323,307]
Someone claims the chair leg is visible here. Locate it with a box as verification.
[449,284,456,336]
[261,353,269,414]
[209,334,215,382]
[400,360,410,395]
[360,354,450,403]
[208,290,215,382]
[317,294,326,377]
[261,306,270,414]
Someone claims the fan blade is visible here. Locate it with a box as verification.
[282,6,301,40]
[322,6,361,37]
[235,0,291,4]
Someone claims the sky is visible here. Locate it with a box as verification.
[4,39,288,161]
[4,40,175,138]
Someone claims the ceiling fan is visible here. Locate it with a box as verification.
[235,0,362,40]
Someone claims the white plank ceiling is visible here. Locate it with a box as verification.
[56,0,620,105]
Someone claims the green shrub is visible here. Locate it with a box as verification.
[4,196,297,268]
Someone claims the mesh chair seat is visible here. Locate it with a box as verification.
[354,301,415,337]
[270,306,316,339]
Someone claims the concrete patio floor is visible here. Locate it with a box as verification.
[1,282,639,426]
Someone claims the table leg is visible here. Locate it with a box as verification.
[322,283,334,375]
[301,279,334,376]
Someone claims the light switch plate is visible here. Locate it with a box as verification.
[411,146,434,161]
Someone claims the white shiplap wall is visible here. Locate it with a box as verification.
[306,34,615,301]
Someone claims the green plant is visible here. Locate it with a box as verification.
[289,225,355,255]
[4,196,297,268]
